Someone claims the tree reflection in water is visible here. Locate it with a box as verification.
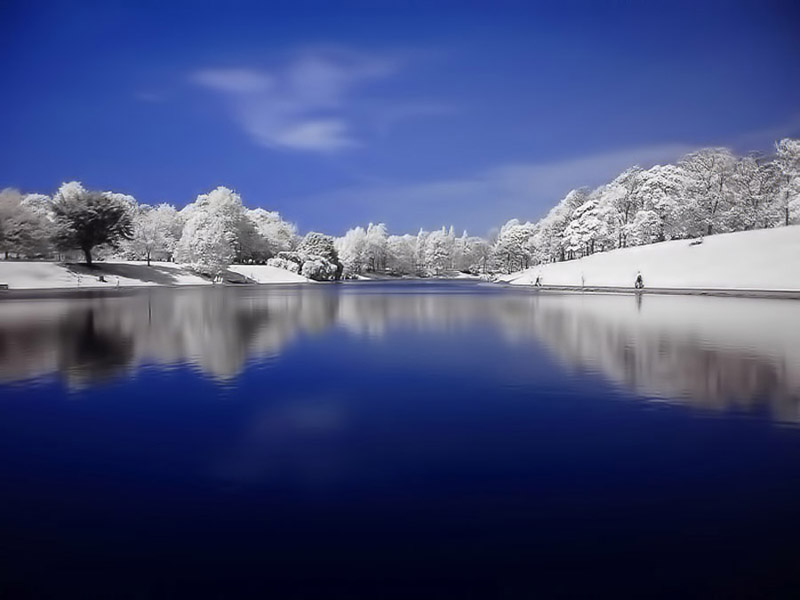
[0,284,798,422]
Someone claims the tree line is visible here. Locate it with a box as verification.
[1,138,798,279]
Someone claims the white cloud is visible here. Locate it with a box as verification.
[191,50,398,152]
[283,115,800,233]
[273,119,357,152]
[288,142,697,234]
[731,113,800,152]
[192,68,273,93]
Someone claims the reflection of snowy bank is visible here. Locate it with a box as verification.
[526,294,800,423]
[0,287,335,384]
[1,284,799,423]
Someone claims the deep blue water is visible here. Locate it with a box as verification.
[1,281,800,598]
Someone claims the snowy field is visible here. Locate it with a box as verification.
[499,226,800,292]
[0,261,309,290]
[226,264,309,284]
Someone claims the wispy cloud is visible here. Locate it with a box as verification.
[731,113,800,152]
[191,48,425,153]
[192,68,273,94]
[284,115,800,234]
[288,142,697,234]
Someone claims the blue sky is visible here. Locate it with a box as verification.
[1,0,799,235]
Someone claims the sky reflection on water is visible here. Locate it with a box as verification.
[2,282,800,598]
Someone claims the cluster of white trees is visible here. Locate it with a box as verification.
[489,138,800,272]
[354,137,798,276]
[334,224,491,277]
[0,182,303,274]
[2,138,798,278]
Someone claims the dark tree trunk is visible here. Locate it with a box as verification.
[146,252,151,266]
[83,247,93,267]
[787,207,790,227]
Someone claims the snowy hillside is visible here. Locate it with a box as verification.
[499,225,800,291]
[227,264,309,284]
[0,261,309,290]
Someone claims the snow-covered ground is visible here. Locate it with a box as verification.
[0,261,309,290]
[227,264,309,284]
[499,225,800,291]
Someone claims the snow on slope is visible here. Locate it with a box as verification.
[227,264,309,284]
[0,261,212,290]
[500,225,800,291]
[0,261,309,290]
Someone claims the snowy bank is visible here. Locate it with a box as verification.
[0,261,309,290]
[227,264,310,284]
[499,225,800,292]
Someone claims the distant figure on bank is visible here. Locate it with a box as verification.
[635,271,644,289]
[534,275,542,287]
[116,277,120,288]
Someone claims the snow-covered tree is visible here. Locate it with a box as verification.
[627,209,662,246]
[253,209,296,253]
[635,164,687,241]
[0,189,52,259]
[536,188,590,263]
[424,228,453,275]
[21,193,53,219]
[177,212,236,274]
[680,148,737,236]
[364,222,388,272]
[450,231,488,273]
[129,203,181,265]
[175,186,245,274]
[727,154,779,231]
[467,237,492,273]
[415,229,429,274]
[301,257,337,281]
[562,199,607,257]
[386,234,416,275]
[336,226,367,276]
[493,219,534,272]
[298,232,336,262]
[774,138,800,226]
[596,168,644,249]
[451,231,468,272]
[266,256,301,273]
[296,231,342,280]
[239,208,297,262]
[50,182,133,266]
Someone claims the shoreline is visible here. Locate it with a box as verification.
[3,278,800,301]
[498,283,800,300]
[0,280,315,300]
[0,260,310,293]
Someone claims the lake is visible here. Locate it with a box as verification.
[1,280,800,598]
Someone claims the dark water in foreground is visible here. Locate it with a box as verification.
[1,281,800,598]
